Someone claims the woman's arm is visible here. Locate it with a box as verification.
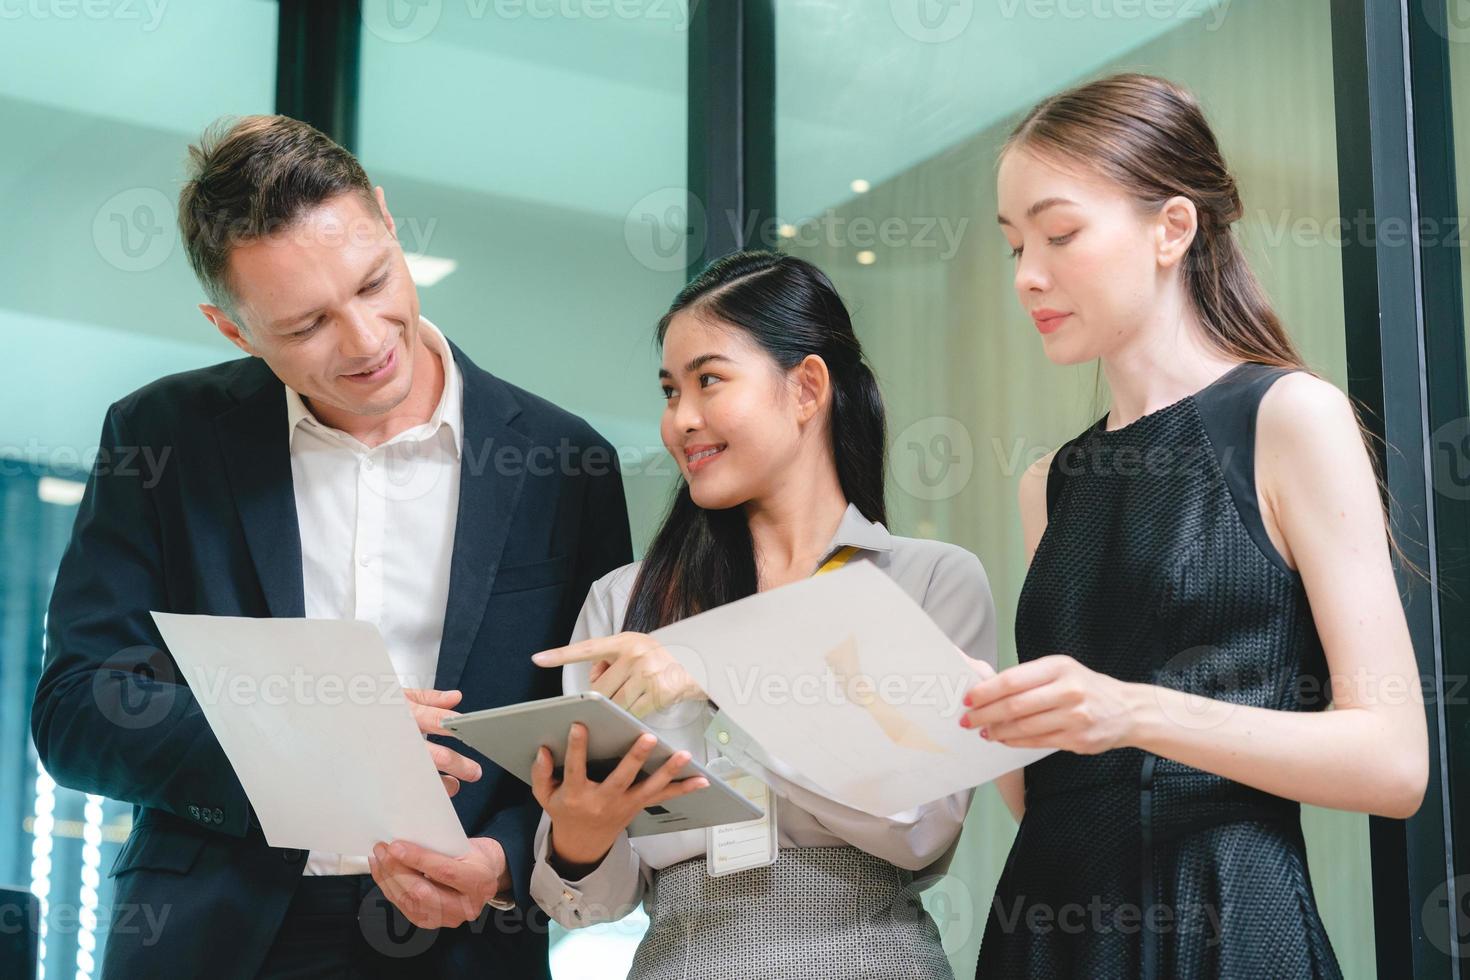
[527,570,705,927]
[528,728,703,927]
[990,450,1057,823]
[963,376,1429,819]
[1136,373,1427,814]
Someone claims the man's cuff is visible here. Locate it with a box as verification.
[176,779,254,839]
[481,803,536,909]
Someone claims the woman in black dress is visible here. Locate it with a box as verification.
[961,74,1429,978]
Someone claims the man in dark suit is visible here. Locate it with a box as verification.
[30,115,632,977]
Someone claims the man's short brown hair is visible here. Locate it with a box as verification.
[178,114,376,320]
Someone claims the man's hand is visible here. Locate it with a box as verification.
[403,688,482,797]
[368,837,512,929]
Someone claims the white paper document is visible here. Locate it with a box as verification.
[650,562,1054,817]
[150,612,469,858]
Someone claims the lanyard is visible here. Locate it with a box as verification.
[814,545,860,576]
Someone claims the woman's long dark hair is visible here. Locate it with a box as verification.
[623,250,888,632]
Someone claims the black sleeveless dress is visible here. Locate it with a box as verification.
[974,362,1343,979]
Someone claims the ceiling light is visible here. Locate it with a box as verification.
[38,476,85,507]
[404,253,458,287]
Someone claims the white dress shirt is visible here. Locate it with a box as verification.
[286,318,464,876]
[529,503,998,928]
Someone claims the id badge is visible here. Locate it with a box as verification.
[704,755,778,877]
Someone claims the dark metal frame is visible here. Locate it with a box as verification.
[1331,0,1464,976]
[275,0,362,151]
[685,0,775,279]
[1409,5,1470,962]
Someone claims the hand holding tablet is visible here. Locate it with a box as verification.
[441,692,762,839]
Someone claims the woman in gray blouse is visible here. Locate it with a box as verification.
[525,250,997,980]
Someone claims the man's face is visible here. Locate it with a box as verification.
[203,188,422,420]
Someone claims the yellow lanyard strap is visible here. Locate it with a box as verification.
[814,545,861,576]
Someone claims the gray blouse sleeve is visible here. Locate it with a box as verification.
[528,567,653,928]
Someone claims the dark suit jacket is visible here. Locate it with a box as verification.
[31,340,632,978]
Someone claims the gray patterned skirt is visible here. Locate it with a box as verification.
[628,845,955,980]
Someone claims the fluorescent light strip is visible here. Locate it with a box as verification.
[33,614,54,979]
[30,764,54,980]
[74,794,103,980]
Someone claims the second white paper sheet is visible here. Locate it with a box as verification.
[651,562,1054,817]
[151,612,469,858]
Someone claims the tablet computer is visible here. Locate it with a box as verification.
[442,692,763,838]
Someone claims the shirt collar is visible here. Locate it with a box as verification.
[285,316,463,458]
[820,502,894,562]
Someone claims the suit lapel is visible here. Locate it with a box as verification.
[434,342,529,692]
[209,346,527,684]
[213,363,306,619]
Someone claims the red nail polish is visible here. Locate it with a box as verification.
[980,728,990,740]
[959,716,971,728]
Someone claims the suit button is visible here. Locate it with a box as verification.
[212,808,224,824]
[187,804,200,821]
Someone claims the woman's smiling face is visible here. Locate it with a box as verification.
[658,311,813,511]
[996,146,1170,365]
